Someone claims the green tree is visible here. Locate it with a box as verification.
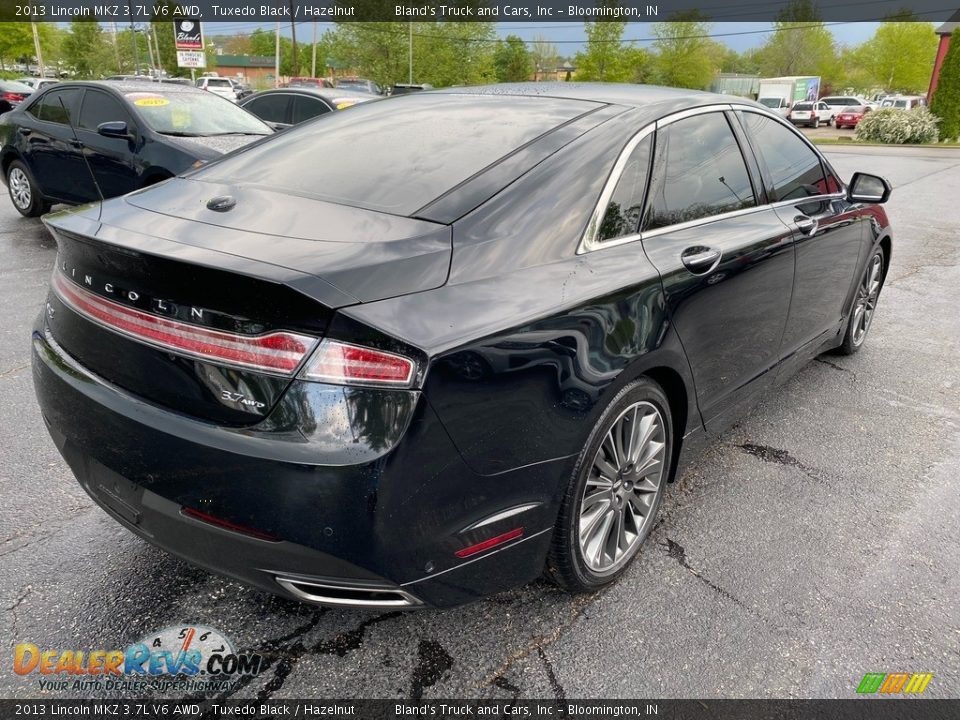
[62,21,115,78]
[0,23,33,71]
[859,20,938,93]
[651,12,722,89]
[931,33,960,140]
[755,1,837,81]
[531,35,559,75]
[493,35,533,82]
[575,21,631,82]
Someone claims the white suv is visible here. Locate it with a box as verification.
[195,77,236,102]
[789,101,835,128]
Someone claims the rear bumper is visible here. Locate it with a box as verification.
[32,323,564,608]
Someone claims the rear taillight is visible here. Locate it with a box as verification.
[301,339,416,388]
[2,92,25,103]
[51,271,316,375]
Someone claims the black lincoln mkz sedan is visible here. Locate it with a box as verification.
[32,85,892,609]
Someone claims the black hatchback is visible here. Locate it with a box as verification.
[0,81,272,217]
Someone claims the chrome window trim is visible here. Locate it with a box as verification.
[577,124,655,254]
[577,102,852,255]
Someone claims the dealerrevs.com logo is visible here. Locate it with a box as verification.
[856,672,934,695]
[14,625,262,693]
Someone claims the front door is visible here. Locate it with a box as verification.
[639,110,795,431]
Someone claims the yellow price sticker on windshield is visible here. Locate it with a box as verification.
[133,97,169,107]
[336,101,357,109]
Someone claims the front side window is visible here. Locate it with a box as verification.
[79,91,131,131]
[596,134,652,242]
[644,113,756,231]
[291,96,330,124]
[739,112,833,201]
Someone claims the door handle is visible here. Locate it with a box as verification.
[17,127,31,136]
[69,139,84,149]
[681,247,721,274]
[794,215,818,235]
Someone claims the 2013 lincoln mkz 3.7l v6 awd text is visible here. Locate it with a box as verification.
[32,84,893,609]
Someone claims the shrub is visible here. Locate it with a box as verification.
[855,107,940,144]
[931,34,960,141]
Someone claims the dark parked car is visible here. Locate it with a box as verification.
[287,77,334,89]
[0,80,34,114]
[389,83,433,95]
[239,87,377,128]
[335,77,382,95]
[32,85,892,609]
[0,81,272,217]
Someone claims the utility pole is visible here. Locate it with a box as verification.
[152,24,163,76]
[290,15,298,76]
[274,22,280,88]
[144,29,156,77]
[408,22,413,84]
[129,14,139,74]
[311,21,317,78]
[111,22,120,71]
[31,22,45,79]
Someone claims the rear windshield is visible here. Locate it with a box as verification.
[793,103,814,111]
[197,93,593,215]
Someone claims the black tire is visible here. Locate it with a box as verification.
[546,377,674,593]
[813,117,820,129]
[6,160,49,218]
[835,246,885,356]
[828,116,835,127]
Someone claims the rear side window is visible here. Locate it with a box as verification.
[79,90,131,131]
[198,93,594,215]
[597,134,652,242]
[30,88,82,125]
[291,95,330,124]
[644,113,756,231]
[245,94,290,124]
[739,112,830,201]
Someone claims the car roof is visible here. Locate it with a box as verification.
[246,87,375,101]
[432,82,765,119]
[54,80,204,94]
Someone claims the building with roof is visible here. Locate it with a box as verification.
[928,20,958,104]
[212,55,276,83]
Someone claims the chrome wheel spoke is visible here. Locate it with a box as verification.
[578,400,667,573]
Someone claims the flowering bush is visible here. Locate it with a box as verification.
[855,107,940,144]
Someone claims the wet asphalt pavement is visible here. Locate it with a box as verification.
[1,146,958,700]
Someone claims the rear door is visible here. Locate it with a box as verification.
[638,109,795,431]
[22,87,87,203]
[76,88,140,198]
[736,110,864,372]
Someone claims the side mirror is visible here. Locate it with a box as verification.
[97,121,134,141]
[848,172,891,204]
[266,121,290,132]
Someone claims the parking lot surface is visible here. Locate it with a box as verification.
[1,146,958,699]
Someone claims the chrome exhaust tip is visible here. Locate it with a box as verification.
[275,575,423,609]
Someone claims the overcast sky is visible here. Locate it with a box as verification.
[201,21,885,54]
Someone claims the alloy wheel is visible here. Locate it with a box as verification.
[9,167,31,210]
[851,253,882,346]
[578,401,666,573]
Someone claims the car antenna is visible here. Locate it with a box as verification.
[57,95,104,221]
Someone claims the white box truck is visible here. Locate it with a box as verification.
[757,76,822,117]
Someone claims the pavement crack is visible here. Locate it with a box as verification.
[538,646,567,705]
[664,539,745,608]
[409,639,455,700]
[482,589,606,688]
[6,585,38,647]
[815,357,857,380]
[738,443,832,484]
[491,675,521,694]
[0,363,29,380]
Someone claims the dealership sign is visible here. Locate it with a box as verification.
[173,19,203,51]
[176,51,207,69]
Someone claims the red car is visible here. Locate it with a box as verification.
[836,105,871,129]
[286,77,334,89]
